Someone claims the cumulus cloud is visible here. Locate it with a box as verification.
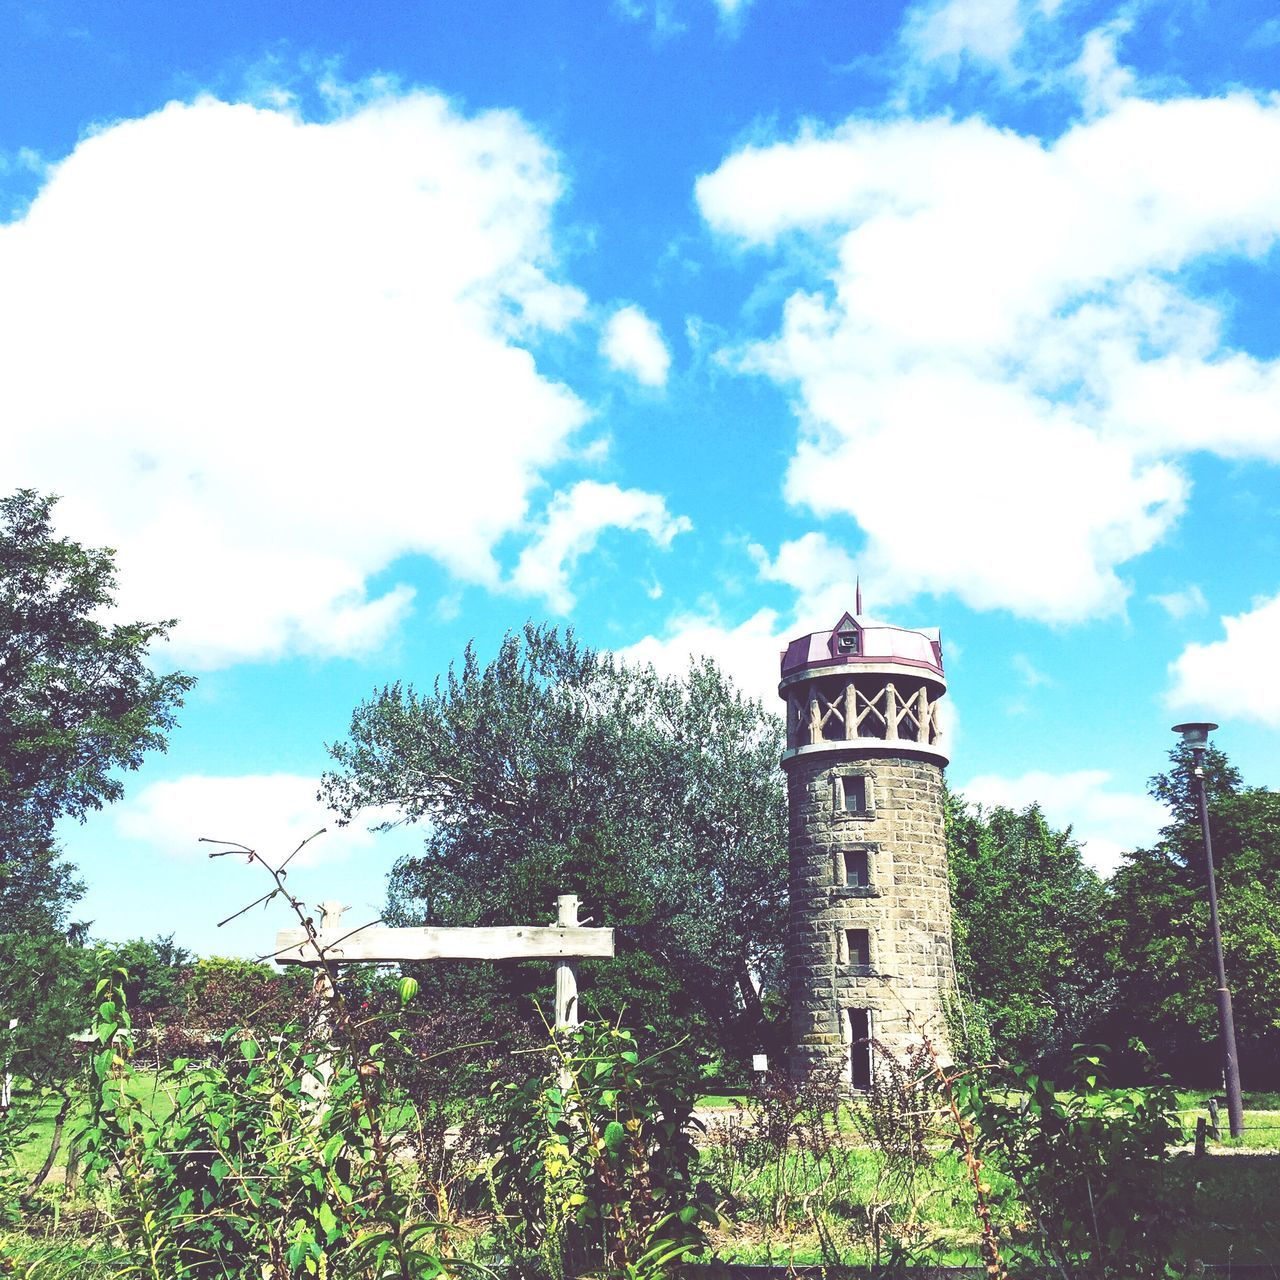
[113,773,402,869]
[1167,592,1280,727]
[511,480,691,612]
[902,0,1025,71]
[600,305,672,387]
[753,531,862,620]
[1150,584,1208,620]
[3,89,598,668]
[697,95,1280,622]
[615,606,786,708]
[1071,21,1135,116]
[957,768,1167,875]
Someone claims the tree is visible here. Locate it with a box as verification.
[0,488,194,931]
[1107,744,1280,1084]
[0,490,194,1153]
[947,792,1113,1066]
[320,624,787,1063]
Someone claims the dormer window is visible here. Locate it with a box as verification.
[829,610,861,659]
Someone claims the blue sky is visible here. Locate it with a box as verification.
[4,0,1279,957]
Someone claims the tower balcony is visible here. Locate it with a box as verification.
[779,609,949,766]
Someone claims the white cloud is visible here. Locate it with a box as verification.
[902,0,1025,70]
[957,768,1167,875]
[511,480,691,612]
[600,304,672,387]
[615,606,786,708]
[752,531,862,621]
[113,773,402,869]
[3,89,596,668]
[1071,21,1135,116]
[697,95,1280,622]
[1167,592,1280,727]
[1150,584,1208,620]
[1012,653,1053,687]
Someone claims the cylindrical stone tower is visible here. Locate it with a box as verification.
[779,606,955,1084]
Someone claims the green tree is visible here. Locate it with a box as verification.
[320,624,787,1063]
[1107,744,1280,1083]
[0,488,194,930]
[947,793,1112,1066]
[0,490,193,1145]
[108,934,194,1019]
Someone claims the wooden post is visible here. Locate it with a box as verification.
[915,688,929,743]
[844,682,857,740]
[1195,1116,1207,1156]
[885,683,899,740]
[301,900,345,1104]
[1207,1096,1221,1140]
[807,691,822,745]
[554,894,581,1030]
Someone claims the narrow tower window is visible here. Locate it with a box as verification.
[844,847,870,888]
[846,928,871,972]
[848,1008,873,1090]
[842,774,867,814]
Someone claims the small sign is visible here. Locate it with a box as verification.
[752,1054,768,1072]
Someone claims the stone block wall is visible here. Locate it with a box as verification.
[786,751,956,1080]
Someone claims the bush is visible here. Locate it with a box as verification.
[487,1020,715,1280]
[952,1045,1189,1278]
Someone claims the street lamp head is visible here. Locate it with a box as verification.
[1172,721,1218,755]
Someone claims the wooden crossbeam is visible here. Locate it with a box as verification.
[274,922,615,966]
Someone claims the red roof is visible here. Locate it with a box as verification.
[780,613,944,680]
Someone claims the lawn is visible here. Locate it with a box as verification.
[5,1076,1280,1271]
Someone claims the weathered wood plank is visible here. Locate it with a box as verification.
[274,923,615,965]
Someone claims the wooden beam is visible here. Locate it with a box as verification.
[553,894,580,1030]
[274,923,616,966]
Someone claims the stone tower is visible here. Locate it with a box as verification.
[779,606,954,1084]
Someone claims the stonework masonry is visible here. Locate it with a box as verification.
[786,751,956,1080]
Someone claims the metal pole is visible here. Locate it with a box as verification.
[1193,763,1245,1139]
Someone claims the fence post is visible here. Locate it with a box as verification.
[1194,1116,1207,1157]
[553,894,580,1030]
[1207,1096,1221,1140]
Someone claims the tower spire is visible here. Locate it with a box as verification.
[855,577,862,616]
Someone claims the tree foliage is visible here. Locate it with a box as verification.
[321,624,787,1060]
[947,793,1112,1067]
[0,488,194,932]
[1106,744,1280,1083]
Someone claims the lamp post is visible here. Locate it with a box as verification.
[1172,722,1244,1139]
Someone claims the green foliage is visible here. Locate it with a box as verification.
[0,490,193,1111]
[947,791,1112,1066]
[0,489,193,924]
[487,1020,715,1280]
[183,954,306,1034]
[954,1048,1188,1278]
[0,932,93,1090]
[1107,745,1280,1081]
[106,934,193,1017]
[322,624,787,1062]
[73,957,479,1279]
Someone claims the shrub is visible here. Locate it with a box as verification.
[487,1020,715,1280]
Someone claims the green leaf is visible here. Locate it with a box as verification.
[318,1201,337,1238]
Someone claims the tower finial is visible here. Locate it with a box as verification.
[856,577,862,616]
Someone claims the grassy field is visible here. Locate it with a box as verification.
[4,1078,1279,1272]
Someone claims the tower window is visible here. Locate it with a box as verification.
[848,1008,873,1090]
[844,847,870,888]
[842,775,868,814]
[846,929,871,972]
[837,628,859,654]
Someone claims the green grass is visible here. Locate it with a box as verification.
[697,1093,748,1109]
[7,1074,1280,1271]
[7,1070,175,1179]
